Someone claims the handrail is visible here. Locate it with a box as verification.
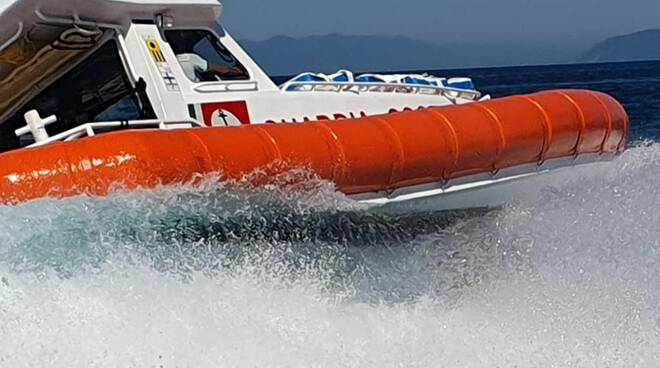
[0,22,24,54]
[193,80,259,93]
[115,30,139,84]
[27,118,204,148]
[281,80,482,101]
[35,9,123,31]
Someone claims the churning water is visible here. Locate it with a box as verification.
[3,61,660,366]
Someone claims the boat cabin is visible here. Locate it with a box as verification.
[0,0,482,153]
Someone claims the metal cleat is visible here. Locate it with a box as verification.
[15,110,57,143]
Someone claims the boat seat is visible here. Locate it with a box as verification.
[280,70,478,93]
[443,78,476,90]
[291,72,328,83]
[354,74,386,83]
[402,75,438,86]
[328,69,353,82]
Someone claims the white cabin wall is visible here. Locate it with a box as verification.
[123,23,192,121]
[241,92,460,124]
[116,16,474,127]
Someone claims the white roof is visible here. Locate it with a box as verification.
[0,0,224,120]
[0,0,223,45]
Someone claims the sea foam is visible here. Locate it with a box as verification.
[1,143,659,367]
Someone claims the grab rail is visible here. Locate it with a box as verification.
[281,80,482,101]
[0,22,24,54]
[34,10,123,31]
[27,118,204,148]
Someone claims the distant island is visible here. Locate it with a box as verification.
[581,28,660,62]
[238,31,660,76]
[238,35,580,75]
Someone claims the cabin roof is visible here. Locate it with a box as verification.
[0,0,224,122]
[0,0,224,72]
[1,0,223,15]
[1,0,223,43]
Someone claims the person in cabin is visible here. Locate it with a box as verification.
[164,29,247,83]
[175,52,244,82]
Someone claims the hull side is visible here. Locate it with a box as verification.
[363,155,615,214]
[0,89,628,205]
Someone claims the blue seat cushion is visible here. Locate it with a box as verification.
[443,78,476,90]
[293,73,327,82]
[402,76,437,86]
[355,75,386,83]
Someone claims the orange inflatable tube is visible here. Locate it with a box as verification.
[0,89,628,204]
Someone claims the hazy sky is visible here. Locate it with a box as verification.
[221,0,660,45]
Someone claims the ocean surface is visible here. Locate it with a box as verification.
[3,61,660,367]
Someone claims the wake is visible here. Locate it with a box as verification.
[1,143,659,367]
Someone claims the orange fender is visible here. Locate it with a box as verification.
[0,89,628,204]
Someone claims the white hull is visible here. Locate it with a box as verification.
[361,156,615,214]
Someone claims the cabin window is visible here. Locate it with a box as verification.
[0,40,155,152]
[164,29,249,83]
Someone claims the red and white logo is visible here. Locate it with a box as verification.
[201,101,251,127]
[210,109,243,126]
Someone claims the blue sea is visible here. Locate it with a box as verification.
[3,61,660,366]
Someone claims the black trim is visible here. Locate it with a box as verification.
[187,104,197,119]
[131,19,156,25]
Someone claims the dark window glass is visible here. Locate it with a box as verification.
[0,40,155,152]
[164,29,249,82]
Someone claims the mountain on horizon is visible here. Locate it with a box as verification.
[581,28,660,63]
[238,34,579,76]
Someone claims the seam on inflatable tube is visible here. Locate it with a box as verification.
[592,93,614,154]
[427,109,458,183]
[371,116,406,190]
[473,103,506,173]
[557,91,587,157]
[253,126,283,163]
[315,122,347,185]
[521,95,552,165]
[185,131,214,173]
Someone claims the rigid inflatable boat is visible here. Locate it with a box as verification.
[0,0,629,208]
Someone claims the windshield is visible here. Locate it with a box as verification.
[0,40,154,152]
